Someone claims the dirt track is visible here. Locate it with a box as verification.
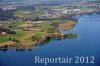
[19,33,34,40]
[18,33,35,45]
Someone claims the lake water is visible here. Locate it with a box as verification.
[0,14,100,66]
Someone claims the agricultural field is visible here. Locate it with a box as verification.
[0,19,77,44]
[0,30,29,43]
[14,10,42,18]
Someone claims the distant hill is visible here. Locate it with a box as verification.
[1,0,100,2]
[0,0,100,6]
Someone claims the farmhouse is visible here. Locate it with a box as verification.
[0,32,7,35]
[0,28,9,35]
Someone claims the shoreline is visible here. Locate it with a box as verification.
[0,19,78,49]
[0,32,78,49]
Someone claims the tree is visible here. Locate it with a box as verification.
[9,37,12,41]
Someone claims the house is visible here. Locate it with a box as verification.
[0,28,10,36]
[0,31,7,36]
[1,32,7,35]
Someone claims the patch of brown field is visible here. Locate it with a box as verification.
[58,21,77,29]
[19,23,33,28]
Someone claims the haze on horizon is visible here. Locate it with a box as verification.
[0,0,100,2]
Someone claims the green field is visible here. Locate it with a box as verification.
[0,30,29,43]
[14,10,31,16]
[39,20,68,30]
[14,10,42,17]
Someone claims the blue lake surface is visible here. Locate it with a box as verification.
[0,14,100,66]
